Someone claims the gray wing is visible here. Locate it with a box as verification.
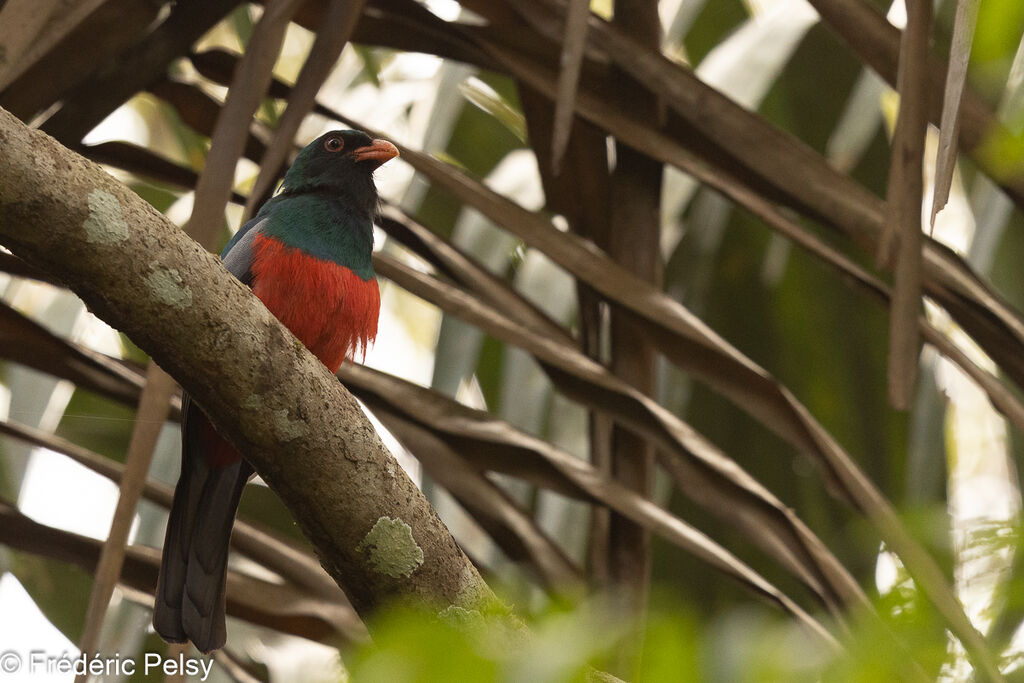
[220,217,268,287]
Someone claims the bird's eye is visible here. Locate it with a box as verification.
[324,136,344,152]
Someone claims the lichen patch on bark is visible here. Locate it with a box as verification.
[82,189,129,244]
[456,563,493,609]
[146,263,193,308]
[437,605,485,631]
[270,407,305,440]
[357,516,424,578]
[245,394,304,440]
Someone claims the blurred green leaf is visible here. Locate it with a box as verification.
[237,483,312,550]
[55,390,135,463]
[9,551,92,643]
[352,45,386,87]
[635,597,703,683]
[459,77,527,143]
[343,606,501,683]
[128,181,180,214]
[972,0,1024,64]
[976,125,1024,181]
[474,334,505,411]
[683,0,748,65]
[231,4,256,48]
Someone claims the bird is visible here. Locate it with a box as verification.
[153,129,398,653]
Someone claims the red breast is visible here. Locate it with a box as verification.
[250,233,380,373]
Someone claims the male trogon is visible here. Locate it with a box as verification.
[153,130,398,653]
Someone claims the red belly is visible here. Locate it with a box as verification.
[250,234,380,373]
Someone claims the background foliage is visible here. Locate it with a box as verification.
[2,0,1024,680]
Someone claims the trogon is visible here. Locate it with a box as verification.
[153,130,398,653]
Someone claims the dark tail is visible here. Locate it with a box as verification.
[153,399,252,653]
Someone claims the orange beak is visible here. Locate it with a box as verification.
[352,139,400,164]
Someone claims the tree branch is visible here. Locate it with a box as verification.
[0,105,503,626]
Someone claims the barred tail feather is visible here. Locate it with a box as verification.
[153,399,251,653]
[153,452,201,643]
[180,457,251,653]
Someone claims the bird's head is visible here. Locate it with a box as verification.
[278,130,399,215]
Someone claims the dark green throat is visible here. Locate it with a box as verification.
[256,192,375,280]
